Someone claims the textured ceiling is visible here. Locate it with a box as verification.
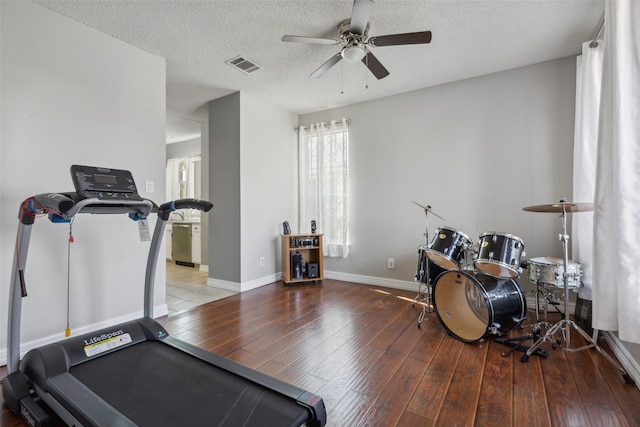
[36,0,604,141]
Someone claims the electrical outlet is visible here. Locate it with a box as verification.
[145,180,154,193]
[388,258,395,269]
[259,257,265,267]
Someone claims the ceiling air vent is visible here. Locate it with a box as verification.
[225,56,262,75]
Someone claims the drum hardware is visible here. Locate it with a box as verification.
[534,284,563,323]
[410,202,445,327]
[494,322,549,358]
[459,241,477,272]
[519,200,634,385]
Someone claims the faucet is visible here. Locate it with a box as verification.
[172,210,185,221]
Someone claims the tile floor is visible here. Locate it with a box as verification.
[165,261,236,316]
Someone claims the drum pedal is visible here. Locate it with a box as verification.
[496,335,549,359]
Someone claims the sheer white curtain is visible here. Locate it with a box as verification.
[593,0,640,344]
[299,119,350,258]
[166,156,200,201]
[572,40,603,301]
[185,156,200,198]
[166,158,181,201]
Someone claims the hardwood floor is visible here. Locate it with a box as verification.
[2,278,640,426]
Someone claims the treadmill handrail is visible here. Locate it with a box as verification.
[65,197,155,218]
[21,192,157,224]
[144,198,213,317]
[6,193,157,373]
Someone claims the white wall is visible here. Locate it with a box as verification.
[300,58,576,296]
[0,2,166,363]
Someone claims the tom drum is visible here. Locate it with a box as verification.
[416,245,447,285]
[475,232,525,279]
[426,226,472,270]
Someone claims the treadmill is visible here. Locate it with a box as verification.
[3,165,326,427]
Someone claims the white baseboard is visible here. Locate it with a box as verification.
[602,331,640,388]
[0,304,168,367]
[207,272,282,293]
[324,270,418,291]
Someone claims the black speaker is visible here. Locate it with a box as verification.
[291,252,304,279]
[307,262,319,279]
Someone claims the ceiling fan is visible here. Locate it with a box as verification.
[282,0,432,79]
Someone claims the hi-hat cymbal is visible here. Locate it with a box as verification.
[523,202,593,213]
[412,201,445,220]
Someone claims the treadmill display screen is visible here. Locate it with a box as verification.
[94,174,118,185]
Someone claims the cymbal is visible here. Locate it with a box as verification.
[412,201,445,220]
[523,202,593,213]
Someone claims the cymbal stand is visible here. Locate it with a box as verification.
[414,207,433,327]
[520,206,635,384]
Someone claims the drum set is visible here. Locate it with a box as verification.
[412,202,527,343]
[412,200,634,383]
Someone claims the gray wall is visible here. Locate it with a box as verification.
[301,58,576,297]
[299,56,640,375]
[1,2,166,362]
[206,92,298,290]
[208,93,242,283]
[167,138,201,160]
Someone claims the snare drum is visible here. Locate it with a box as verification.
[475,232,525,279]
[528,257,583,288]
[426,226,472,270]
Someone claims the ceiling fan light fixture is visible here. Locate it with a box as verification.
[341,45,367,63]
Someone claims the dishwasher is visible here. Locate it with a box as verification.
[172,223,193,266]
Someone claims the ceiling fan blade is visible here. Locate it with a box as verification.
[282,35,340,45]
[362,51,389,79]
[310,53,343,78]
[370,31,432,47]
[350,0,373,35]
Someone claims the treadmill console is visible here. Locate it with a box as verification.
[71,165,142,201]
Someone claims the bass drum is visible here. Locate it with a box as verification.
[432,270,526,343]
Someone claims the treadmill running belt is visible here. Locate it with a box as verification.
[70,341,309,426]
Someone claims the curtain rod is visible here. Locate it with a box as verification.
[294,119,351,132]
[589,13,605,48]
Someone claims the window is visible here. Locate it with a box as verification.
[166,155,201,201]
[298,119,350,257]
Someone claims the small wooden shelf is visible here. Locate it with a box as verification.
[281,234,324,285]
